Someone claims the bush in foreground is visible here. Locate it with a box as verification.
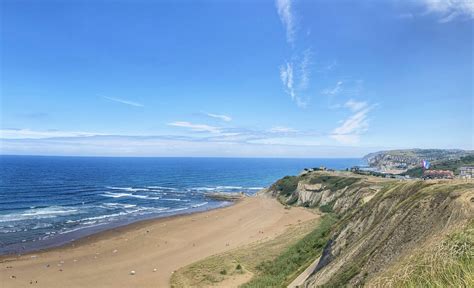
[241,214,337,288]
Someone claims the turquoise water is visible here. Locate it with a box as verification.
[0,156,362,254]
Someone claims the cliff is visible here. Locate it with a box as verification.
[363,149,472,173]
[259,170,474,287]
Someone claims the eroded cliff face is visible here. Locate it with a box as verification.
[261,171,384,215]
[260,171,474,287]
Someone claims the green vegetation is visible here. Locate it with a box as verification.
[319,201,335,213]
[273,176,299,196]
[174,171,473,288]
[241,214,337,288]
[309,175,360,192]
[170,218,321,288]
[321,264,362,288]
[404,155,474,177]
[373,221,474,287]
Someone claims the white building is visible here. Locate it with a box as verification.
[459,166,474,179]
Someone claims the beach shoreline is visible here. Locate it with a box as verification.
[0,195,318,287]
[0,199,235,257]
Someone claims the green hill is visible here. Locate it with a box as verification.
[256,171,474,287]
[403,155,474,177]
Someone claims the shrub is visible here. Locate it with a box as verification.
[274,176,299,196]
[241,214,338,288]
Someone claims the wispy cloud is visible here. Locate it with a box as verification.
[269,126,298,133]
[330,100,374,145]
[419,0,474,23]
[275,0,314,108]
[168,121,221,133]
[322,80,366,109]
[298,48,312,90]
[0,128,106,139]
[280,62,295,100]
[275,0,296,45]
[1,126,383,157]
[322,81,343,97]
[102,96,144,107]
[204,113,232,122]
[279,51,312,108]
[344,99,368,112]
[1,135,377,157]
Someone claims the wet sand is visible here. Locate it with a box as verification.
[0,196,317,287]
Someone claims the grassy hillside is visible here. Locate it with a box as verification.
[403,155,474,177]
[261,171,474,287]
[372,220,474,287]
[171,171,473,287]
[241,214,337,288]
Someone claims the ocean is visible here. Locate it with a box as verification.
[0,156,362,254]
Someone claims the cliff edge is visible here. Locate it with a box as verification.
[260,170,474,287]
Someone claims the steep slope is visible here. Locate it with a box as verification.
[259,171,474,287]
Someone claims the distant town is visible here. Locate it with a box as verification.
[348,149,473,180]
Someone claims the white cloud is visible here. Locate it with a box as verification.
[275,0,296,44]
[1,136,377,157]
[419,0,474,22]
[280,61,295,98]
[168,121,221,133]
[269,126,298,133]
[205,113,232,122]
[331,100,374,145]
[275,1,313,108]
[299,49,312,90]
[279,54,311,108]
[0,129,106,139]
[322,81,343,96]
[248,137,320,146]
[344,99,368,112]
[103,96,144,107]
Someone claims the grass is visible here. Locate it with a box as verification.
[241,214,337,288]
[372,221,474,288]
[320,264,361,288]
[309,175,360,192]
[170,218,321,288]
[273,176,300,196]
[404,155,474,178]
[319,201,335,213]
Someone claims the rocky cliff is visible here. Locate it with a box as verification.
[260,170,474,287]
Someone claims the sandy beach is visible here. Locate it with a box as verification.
[0,196,317,287]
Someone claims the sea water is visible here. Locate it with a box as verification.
[0,156,362,254]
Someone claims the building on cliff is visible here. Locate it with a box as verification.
[459,166,474,179]
[423,170,454,179]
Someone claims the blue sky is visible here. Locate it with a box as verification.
[1,0,473,157]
